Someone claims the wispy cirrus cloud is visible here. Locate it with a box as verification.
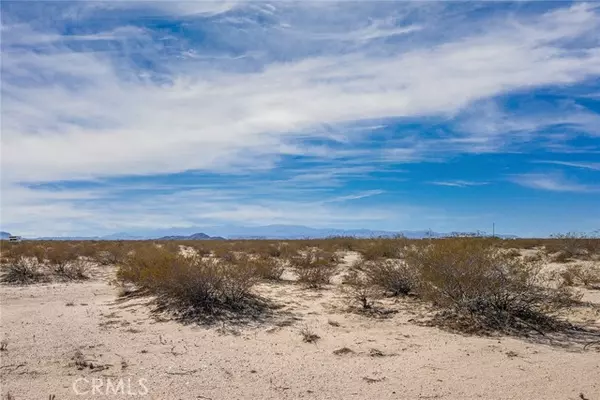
[2,3,600,184]
[534,160,600,171]
[1,2,600,236]
[510,173,599,193]
[428,181,489,188]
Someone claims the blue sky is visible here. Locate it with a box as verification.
[1,1,599,237]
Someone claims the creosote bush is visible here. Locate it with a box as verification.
[1,257,46,284]
[547,232,600,261]
[237,254,285,280]
[344,270,378,309]
[364,259,417,296]
[560,262,600,288]
[291,249,338,288]
[55,259,90,281]
[94,242,130,265]
[117,245,258,313]
[404,239,580,334]
[357,237,405,261]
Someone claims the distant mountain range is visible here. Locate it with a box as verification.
[158,233,226,241]
[9,224,518,240]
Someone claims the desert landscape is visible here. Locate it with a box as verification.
[1,236,599,400]
[3,1,600,399]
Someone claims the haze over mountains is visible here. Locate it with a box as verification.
[10,225,517,240]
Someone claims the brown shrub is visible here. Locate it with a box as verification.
[117,245,258,313]
[54,259,90,281]
[560,263,600,288]
[344,270,378,309]
[364,259,417,296]
[291,249,338,288]
[504,248,522,259]
[404,239,580,334]
[547,232,600,260]
[94,242,130,265]
[357,237,405,261]
[2,257,47,284]
[237,255,284,280]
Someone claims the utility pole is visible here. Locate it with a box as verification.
[492,222,495,238]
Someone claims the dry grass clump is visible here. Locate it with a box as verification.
[299,326,320,343]
[117,245,259,317]
[291,249,338,288]
[560,262,600,288]
[364,259,417,296]
[404,239,581,334]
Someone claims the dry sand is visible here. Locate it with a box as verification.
[1,253,600,400]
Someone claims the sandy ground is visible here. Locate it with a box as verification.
[1,253,600,400]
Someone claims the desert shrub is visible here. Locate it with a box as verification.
[239,241,283,257]
[2,257,46,284]
[1,242,46,264]
[189,244,212,257]
[547,232,600,260]
[158,241,182,254]
[364,259,417,296]
[277,242,301,258]
[291,249,338,288]
[504,248,521,259]
[238,255,285,280]
[94,242,130,265]
[560,263,600,288]
[45,244,79,275]
[324,236,359,251]
[344,270,378,309]
[54,259,90,281]
[552,250,573,263]
[357,237,405,261]
[404,239,580,334]
[117,245,258,312]
[523,252,544,263]
[71,242,100,258]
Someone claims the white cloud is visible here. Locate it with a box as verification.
[2,3,600,236]
[2,4,600,185]
[323,190,385,203]
[429,181,489,188]
[510,173,599,193]
[0,183,404,237]
[535,161,600,171]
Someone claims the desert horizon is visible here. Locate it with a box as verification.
[2,1,600,399]
[1,236,600,399]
